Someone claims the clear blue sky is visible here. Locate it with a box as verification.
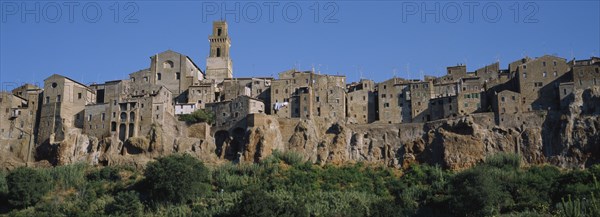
[1,1,599,90]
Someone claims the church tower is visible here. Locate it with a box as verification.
[206,21,233,83]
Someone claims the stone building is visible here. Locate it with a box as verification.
[570,57,600,90]
[437,65,468,83]
[0,92,30,139]
[207,95,265,128]
[492,90,521,115]
[475,62,500,84]
[38,74,95,144]
[219,78,272,111]
[429,95,459,120]
[514,55,570,111]
[458,77,484,115]
[84,82,174,142]
[187,81,217,109]
[558,82,574,110]
[376,78,411,124]
[148,50,204,97]
[206,21,233,82]
[346,79,376,124]
[409,80,434,123]
[271,70,346,122]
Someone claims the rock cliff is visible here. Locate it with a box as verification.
[1,88,599,170]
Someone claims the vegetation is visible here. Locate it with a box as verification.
[1,153,600,216]
[178,109,215,125]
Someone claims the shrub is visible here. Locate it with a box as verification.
[87,166,122,182]
[6,167,53,208]
[449,166,514,216]
[179,109,215,125]
[485,153,521,170]
[143,154,211,204]
[44,163,87,190]
[234,187,308,217]
[0,170,8,197]
[106,191,144,217]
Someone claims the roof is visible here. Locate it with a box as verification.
[44,74,94,92]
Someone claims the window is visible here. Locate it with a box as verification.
[101,113,105,121]
[78,93,82,99]
[176,72,181,80]
[554,71,557,77]
[523,65,527,69]
[51,82,57,88]
[382,94,386,98]
[523,73,527,79]
[316,96,320,102]
[363,96,366,101]
[543,62,546,67]
[511,96,516,101]
[163,61,174,68]
[384,103,390,108]
[76,114,80,120]
[275,89,279,94]
[144,77,148,82]
[383,85,387,89]
[217,28,222,36]
[464,103,469,107]
[57,95,61,102]
[543,71,547,77]
[88,115,92,121]
[216,48,221,57]
[45,97,49,104]
[501,97,505,102]
[157,73,162,80]
[553,61,557,66]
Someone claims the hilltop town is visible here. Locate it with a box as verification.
[1,21,599,169]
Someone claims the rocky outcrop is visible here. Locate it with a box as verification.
[243,115,284,162]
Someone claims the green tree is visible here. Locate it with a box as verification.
[234,187,308,217]
[106,191,144,217]
[450,166,514,216]
[179,109,215,125]
[6,167,53,208]
[143,154,211,204]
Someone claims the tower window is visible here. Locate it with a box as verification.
[176,72,181,80]
[217,28,222,36]
[216,48,221,57]
[157,73,162,80]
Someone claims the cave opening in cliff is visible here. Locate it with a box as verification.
[215,130,230,159]
[228,127,246,162]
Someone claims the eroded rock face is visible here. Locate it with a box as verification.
[243,115,284,163]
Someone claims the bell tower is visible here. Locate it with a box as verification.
[206,21,233,83]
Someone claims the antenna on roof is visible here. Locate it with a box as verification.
[406,63,410,80]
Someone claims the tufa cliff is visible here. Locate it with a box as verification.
[1,88,599,171]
